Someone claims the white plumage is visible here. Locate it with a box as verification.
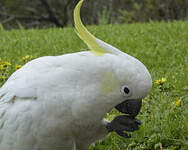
[0,0,152,150]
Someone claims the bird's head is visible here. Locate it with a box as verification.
[73,0,152,118]
[101,54,152,117]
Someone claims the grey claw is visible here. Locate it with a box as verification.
[116,130,131,138]
[106,115,142,138]
[135,118,142,125]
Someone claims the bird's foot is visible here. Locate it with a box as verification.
[106,115,142,138]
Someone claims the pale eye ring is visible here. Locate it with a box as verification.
[120,85,132,97]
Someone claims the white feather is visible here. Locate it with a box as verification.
[0,50,151,150]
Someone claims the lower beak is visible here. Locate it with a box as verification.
[115,99,142,117]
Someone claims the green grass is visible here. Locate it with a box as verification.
[0,21,188,149]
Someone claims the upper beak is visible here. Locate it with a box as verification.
[115,99,142,118]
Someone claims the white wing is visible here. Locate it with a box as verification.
[0,53,89,103]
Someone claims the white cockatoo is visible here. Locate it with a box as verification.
[0,0,152,150]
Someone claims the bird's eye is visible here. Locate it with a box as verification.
[120,86,132,97]
[124,87,130,94]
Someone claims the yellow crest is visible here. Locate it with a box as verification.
[74,0,109,56]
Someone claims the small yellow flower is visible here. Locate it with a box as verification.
[21,55,33,62]
[172,99,181,107]
[161,77,167,83]
[0,65,8,70]
[0,65,4,70]
[0,75,7,79]
[4,61,11,66]
[3,62,11,66]
[155,80,161,85]
[155,77,167,85]
[0,61,11,70]
[15,64,22,70]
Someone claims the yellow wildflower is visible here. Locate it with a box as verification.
[0,62,11,70]
[0,65,4,70]
[3,62,11,66]
[161,78,167,83]
[0,75,7,79]
[15,64,22,70]
[155,77,167,85]
[172,99,181,107]
[21,55,32,62]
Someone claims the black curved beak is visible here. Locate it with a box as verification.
[115,99,142,118]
